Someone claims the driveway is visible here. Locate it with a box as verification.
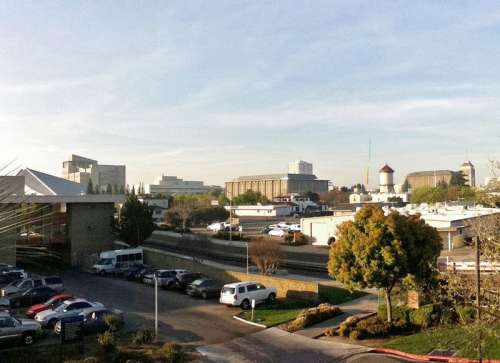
[60,270,261,346]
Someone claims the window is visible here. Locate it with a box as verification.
[34,280,43,287]
[45,277,62,285]
[246,284,257,292]
[0,317,15,328]
[256,284,266,290]
[19,281,31,289]
[238,286,246,293]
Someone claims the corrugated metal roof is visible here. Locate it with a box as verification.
[406,170,453,177]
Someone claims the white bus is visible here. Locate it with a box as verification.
[92,247,143,275]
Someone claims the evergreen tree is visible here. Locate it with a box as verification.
[118,194,154,246]
[131,185,136,195]
[106,184,112,194]
[119,185,125,194]
[125,184,130,195]
[94,184,100,194]
[86,179,94,194]
[113,184,119,194]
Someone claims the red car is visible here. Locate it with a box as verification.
[25,293,73,319]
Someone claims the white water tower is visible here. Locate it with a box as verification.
[379,164,395,193]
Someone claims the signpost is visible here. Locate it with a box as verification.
[251,299,255,321]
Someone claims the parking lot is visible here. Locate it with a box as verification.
[59,270,261,346]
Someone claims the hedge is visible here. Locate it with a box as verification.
[377,304,411,323]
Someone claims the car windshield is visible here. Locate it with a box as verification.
[15,280,28,288]
[55,303,69,312]
[97,258,112,265]
[222,287,235,294]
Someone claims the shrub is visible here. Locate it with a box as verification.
[336,316,360,337]
[214,230,245,241]
[104,313,121,332]
[284,232,308,246]
[287,303,342,332]
[356,316,392,337]
[455,305,476,324]
[161,342,188,363]
[97,331,116,353]
[349,329,364,340]
[132,330,154,345]
[440,307,458,325]
[377,304,411,323]
[409,304,436,328]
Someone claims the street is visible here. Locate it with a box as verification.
[60,270,261,346]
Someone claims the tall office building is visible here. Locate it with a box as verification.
[63,154,126,193]
[288,160,313,175]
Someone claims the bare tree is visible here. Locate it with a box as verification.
[249,238,283,275]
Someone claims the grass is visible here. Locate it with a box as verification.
[319,285,367,305]
[384,324,500,360]
[237,299,315,327]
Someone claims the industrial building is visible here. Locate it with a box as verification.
[62,154,126,193]
[301,204,499,251]
[225,162,329,200]
[288,160,313,175]
[0,168,123,266]
[405,161,476,189]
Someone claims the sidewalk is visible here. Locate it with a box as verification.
[295,293,379,338]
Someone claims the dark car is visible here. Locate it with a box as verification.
[176,272,204,291]
[124,264,147,280]
[0,273,22,289]
[54,307,123,335]
[0,287,56,309]
[186,278,222,299]
[132,267,156,282]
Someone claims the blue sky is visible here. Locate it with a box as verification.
[1,1,499,187]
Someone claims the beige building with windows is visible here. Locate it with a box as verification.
[225,173,329,200]
[63,154,126,193]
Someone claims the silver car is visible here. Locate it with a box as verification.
[1,276,64,297]
[0,311,41,345]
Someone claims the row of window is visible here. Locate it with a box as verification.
[116,253,143,262]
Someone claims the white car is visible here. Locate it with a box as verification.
[35,298,104,327]
[268,229,287,237]
[288,224,301,232]
[219,282,277,309]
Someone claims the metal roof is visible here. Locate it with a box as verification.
[234,173,322,181]
[18,168,85,196]
[406,170,453,177]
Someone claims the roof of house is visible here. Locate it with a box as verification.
[379,164,394,173]
[406,170,454,177]
[233,173,323,181]
[18,168,85,196]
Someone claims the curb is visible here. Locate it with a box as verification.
[232,315,267,328]
[371,348,500,363]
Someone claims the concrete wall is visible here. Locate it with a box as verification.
[143,247,319,300]
[67,203,115,266]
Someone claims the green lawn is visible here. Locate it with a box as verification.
[318,285,367,305]
[384,325,500,360]
[237,299,315,327]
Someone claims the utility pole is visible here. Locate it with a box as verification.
[229,192,232,242]
[475,236,482,363]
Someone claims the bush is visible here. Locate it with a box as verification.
[287,303,342,332]
[332,315,415,340]
[190,207,229,227]
[455,305,476,324]
[284,232,308,246]
[104,313,121,332]
[377,304,411,323]
[349,329,364,340]
[97,331,116,353]
[440,307,458,325]
[335,316,360,337]
[132,330,154,345]
[356,316,392,337]
[161,342,188,363]
[409,304,438,328]
[214,230,246,241]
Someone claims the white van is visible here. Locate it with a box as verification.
[92,248,143,275]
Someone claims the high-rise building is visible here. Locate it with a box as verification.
[63,154,126,193]
[288,160,313,175]
[460,161,476,187]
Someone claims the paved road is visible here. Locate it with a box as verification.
[197,327,420,363]
[60,270,261,346]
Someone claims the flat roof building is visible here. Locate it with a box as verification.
[147,174,212,196]
[225,172,329,200]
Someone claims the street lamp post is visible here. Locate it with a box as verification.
[154,273,158,342]
[229,192,232,242]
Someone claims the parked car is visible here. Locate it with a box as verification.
[186,278,222,299]
[143,269,187,288]
[54,307,123,335]
[0,273,22,289]
[26,293,74,319]
[219,282,277,309]
[207,222,237,232]
[176,272,205,291]
[268,229,286,238]
[1,276,63,297]
[129,266,156,282]
[0,311,42,346]
[0,287,56,309]
[288,224,301,232]
[35,298,104,327]
[124,264,148,280]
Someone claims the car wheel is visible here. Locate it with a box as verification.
[23,332,35,345]
[240,299,250,310]
[201,291,208,299]
[99,270,106,276]
[267,293,276,303]
[48,318,58,328]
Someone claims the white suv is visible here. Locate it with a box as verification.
[219,282,277,309]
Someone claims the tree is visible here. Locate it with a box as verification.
[302,191,320,203]
[119,185,125,194]
[328,206,442,323]
[113,184,119,195]
[118,194,154,246]
[94,184,100,194]
[249,238,283,275]
[401,179,410,193]
[232,190,269,205]
[106,184,112,194]
[319,190,350,206]
[450,171,467,186]
[86,179,94,194]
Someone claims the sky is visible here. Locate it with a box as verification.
[1,1,499,188]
